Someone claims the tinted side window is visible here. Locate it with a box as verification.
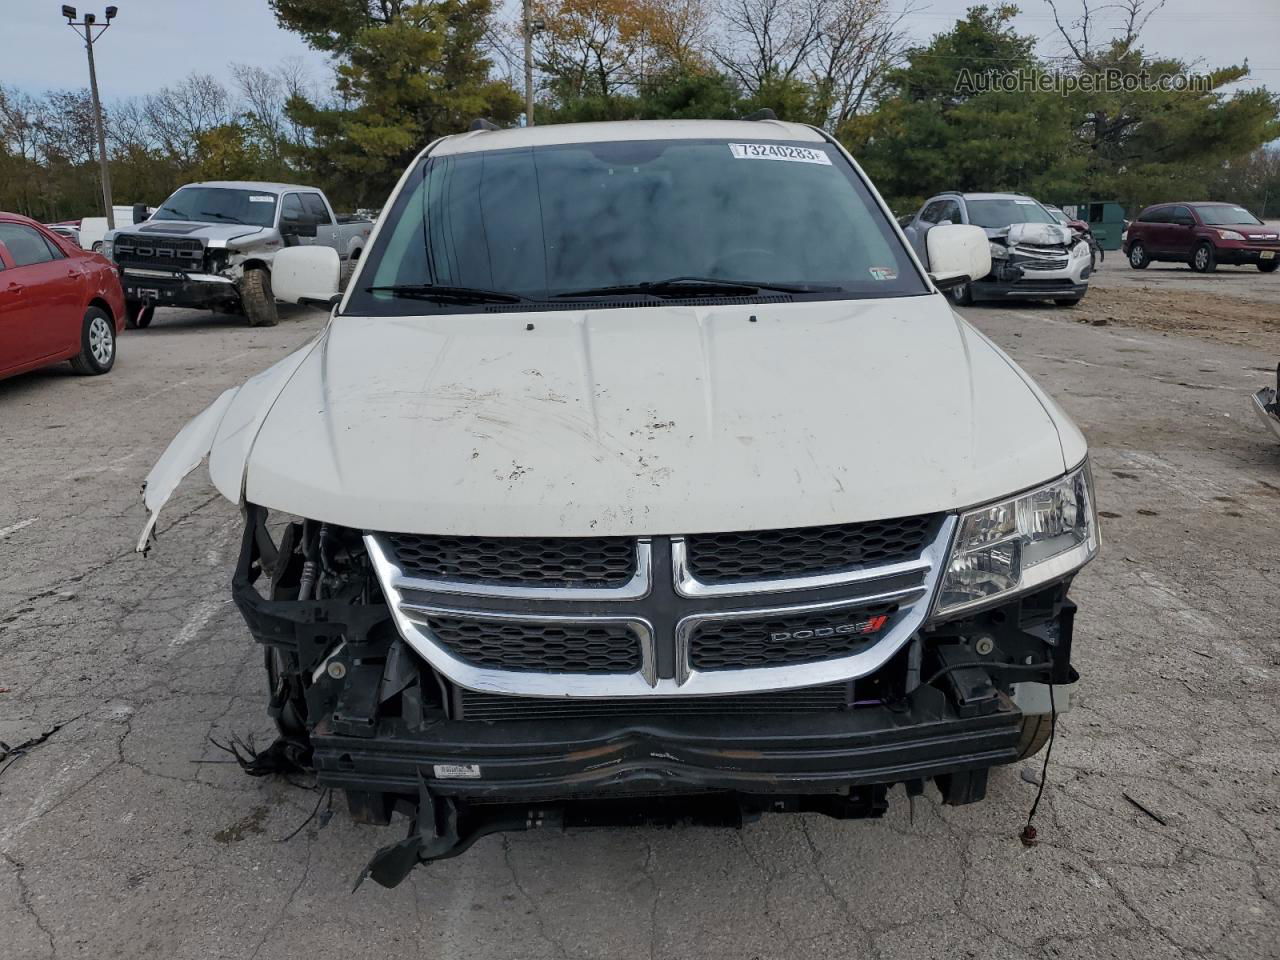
[1139,207,1165,223]
[281,194,305,223]
[302,194,331,225]
[937,200,961,224]
[1171,205,1193,224]
[920,201,944,224]
[0,223,58,266]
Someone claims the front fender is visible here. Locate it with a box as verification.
[136,336,323,553]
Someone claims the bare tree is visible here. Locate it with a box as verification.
[1045,0,1169,68]
[143,74,236,168]
[715,0,829,93]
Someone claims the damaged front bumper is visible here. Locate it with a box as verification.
[1252,380,1280,441]
[227,505,1079,886]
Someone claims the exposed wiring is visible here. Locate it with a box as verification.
[1020,683,1058,845]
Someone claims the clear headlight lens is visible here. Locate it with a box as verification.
[989,241,1008,259]
[933,462,1098,618]
[100,240,114,261]
[1218,229,1245,241]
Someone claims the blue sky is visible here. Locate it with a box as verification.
[1,0,1277,99]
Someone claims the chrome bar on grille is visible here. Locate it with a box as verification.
[364,515,956,698]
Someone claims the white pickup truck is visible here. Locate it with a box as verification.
[103,180,370,328]
[140,119,1097,886]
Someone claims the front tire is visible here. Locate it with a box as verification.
[69,307,116,375]
[1054,297,1082,307]
[1259,261,1278,273]
[947,282,973,306]
[1192,242,1217,273]
[240,267,278,327]
[1128,242,1149,269]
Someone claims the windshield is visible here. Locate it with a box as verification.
[347,138,925,314]
[151,187,277,227]
[966,198,1056,229]
[1193,204,1263,225]
[1048,209,1070,225]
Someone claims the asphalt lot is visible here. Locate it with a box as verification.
[1,268,1277,960]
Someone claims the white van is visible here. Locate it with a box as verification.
[79,205,149,251]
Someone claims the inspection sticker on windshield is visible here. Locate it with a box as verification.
[729,143,831,165]
[869,266,897,281]
[248,195,275,202]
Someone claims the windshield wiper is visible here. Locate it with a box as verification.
[200,210,245,224]
[365,283,535,305]
[553,276,841,299]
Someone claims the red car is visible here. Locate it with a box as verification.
[0,211,126,382]
[1124,202,1279,273]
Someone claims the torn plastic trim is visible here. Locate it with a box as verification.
[137,387,238,552]
[136,337,323,554]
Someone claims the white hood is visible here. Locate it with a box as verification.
[139,294,1086,546]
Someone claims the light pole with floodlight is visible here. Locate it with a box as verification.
[62,5,118,229]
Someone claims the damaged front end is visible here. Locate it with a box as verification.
[228,504,1080,889]
[1252,363,1280,441]
[981,222,1092,302]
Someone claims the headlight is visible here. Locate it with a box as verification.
[933,461,1098,618]
[1071,239,1090,258]
[100,240,114,261]
[989,241,1008,259]
[1219,229,1245,241]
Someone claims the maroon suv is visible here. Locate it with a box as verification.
[1125,202,1279,273]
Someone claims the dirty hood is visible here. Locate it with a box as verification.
[139,295,1085,544]
[118,221,268,245]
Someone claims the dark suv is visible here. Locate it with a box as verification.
[1124,202,1279,273]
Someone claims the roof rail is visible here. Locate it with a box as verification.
[741,108,778,122]
[469,118,500,132]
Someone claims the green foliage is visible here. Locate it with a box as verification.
[840,4,1280,214]
[272,0,521,208]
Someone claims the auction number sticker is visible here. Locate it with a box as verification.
[249,195,275,202]
[729,143,831,165]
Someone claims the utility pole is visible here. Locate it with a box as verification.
[63,6,118,229]
[522,0,535,126]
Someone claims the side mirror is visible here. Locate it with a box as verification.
[272,246,341,306]
[132,203,150,223]
[281,220,318,238]
[925,224,991,292]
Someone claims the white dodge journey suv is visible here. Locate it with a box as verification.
[141,118,1097,886]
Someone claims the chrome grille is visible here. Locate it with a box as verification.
[684,515,938,583]
[367,514,955,699]
[384,533,635,586]
[455,683,854,721]
[689,601,899,670]
[422,613,641,673]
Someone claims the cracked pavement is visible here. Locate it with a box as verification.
[0,272,1277,959]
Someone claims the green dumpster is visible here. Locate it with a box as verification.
[1063,201,1126,251]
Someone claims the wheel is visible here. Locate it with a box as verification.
[1191,242,1217,273]
[69,307,116,375]
[1259,261,1278,273]
[124,300,154,329]
[1015,713,1054,760]
[91,241,103,253]
[1127,241,1149,269]
[240,266,278,327]
[947,282,973,306]
[1054,297,1082,307]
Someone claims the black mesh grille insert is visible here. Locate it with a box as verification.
[386,534,635,586]
[114,235,204,270]
[685,514,938,583]
[689,602,899,670]
[456,683,852,721]
[424,615,641,673]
